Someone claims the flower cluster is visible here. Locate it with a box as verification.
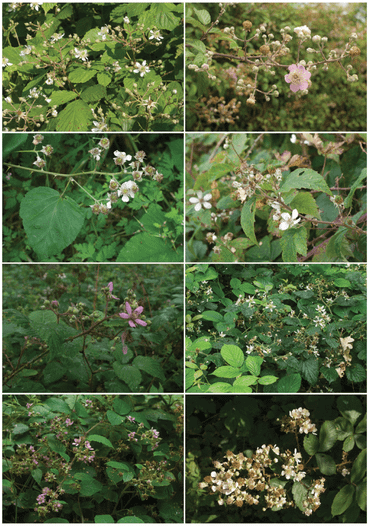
[187,9,361,114]
[35,486,65,518]
[88,142,163,215]
[280,407,318,435]
[313,304,332,330]
[199,444,325,515]
[3,5,182,131]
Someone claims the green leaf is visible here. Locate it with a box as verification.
[258,375,278,385]
[206,382,232,393]
[194,8,211,25]
[289,191,320,217]
[79,475,103,497]
[55,100,93,131]
[350,449,366,484]
[117,518,144,524]
[117,233,182,262]
[245,355,263,376]
[113,398,131,416]
[88,434,114,449]
[277,374,301,393]
[280,168,332,195]
[212,366,241,378]
[232,376,257,390]
[81,85,107,103]
[280,227,307,262]
[334,278,351,288]
[50,90,78,106]
[31,468,43,485]
[292,482,308,512]
[94,515,114,523]
[106,410,124,426]
[97,72,112,87]
[356,481,366,511]
[318,421,338,452]
[185,369,195,390]
[201,311,224,322]
[346,364,366,383]
[113,363,142,391]
[68,68,97,84]
[12,423,29,435]
[241,197,258,245]
[221,344,244,368]
[44,397,71,414]
[301,358,319,385]
[133,356,166,382]
[326,228,354,261]
[3,133,28,158]
[43,361,67,384]
[303,434,319,455]
[331,484,355,516]
[343,168,366,208]
[315,453,337,475]
[337,396,363,425]
[20,187,84,258]
[186,39,207,54]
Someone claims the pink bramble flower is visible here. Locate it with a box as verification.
[119,302,147,328]
[108,282,119,300]
[121,331,128,355]
[285,64,311,92]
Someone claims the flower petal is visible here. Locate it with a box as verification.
[128,320,136,328]
[125,302,132,315]
[135,319,147,326]
[119,313,129,319]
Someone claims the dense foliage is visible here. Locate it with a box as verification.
[186,133,366,262]
[186,394,366,523]
[3,264,183,393]
[186,3,366,131]
[186,264,366,393]
[4,132,184,262]
[3,3,184,131]
[3,394,183,523]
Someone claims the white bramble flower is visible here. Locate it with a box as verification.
[279,209,300,230]
[91,119,108,132]
[123,16,130,24]
[20,45,32,57]
[33,156,46,169]
[98,26,110,40]
[33,134,44,145]
[74,48,89,61]
[89,147,102,161]
[30,1,43,10]
[113,151,132,165]
[189,191,212,212]
[2,57,13,67]
[120,180,139,202]
[133,60,150,77]
[294,25,311,38]
[149,29,163,41]
[50,33,64,43]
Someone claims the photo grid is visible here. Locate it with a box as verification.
[1,1,367,525]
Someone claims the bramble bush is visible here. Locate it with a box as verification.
[4,132,184,262]
[186,3,366,131]
[186,132,367,262]
[185,263,366,393]
[186,395,366,523]
[3,264,183,393]
[3,394,184,523]
[3,2,184,131]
